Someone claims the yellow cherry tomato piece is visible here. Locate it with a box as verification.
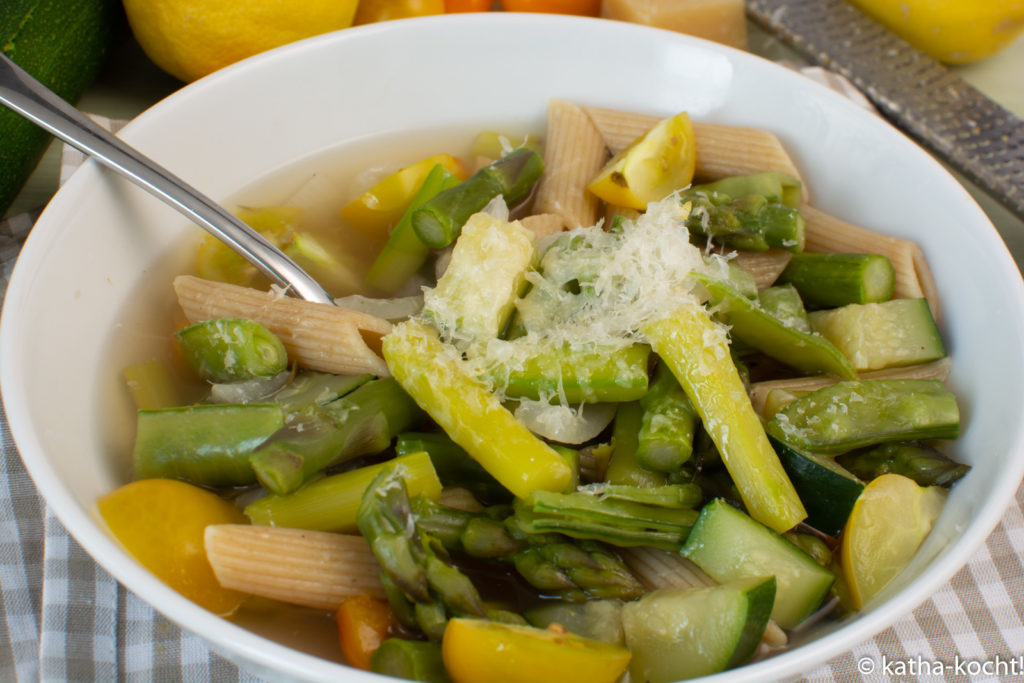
[355,0,446,24]
[847,0,1024,64]
[97,478,248,616]
[441,618,631,683]
[340,153,467,235]
[586,111,696,211]
[840,473,947,610]
[337,595,396,670]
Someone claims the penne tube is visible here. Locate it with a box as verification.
[173,275,392,377]
[619,546,714,591]
[729,249,794,289]
[205,524,384,611]
[532,99,609,229]
[519,213,567,239]
[748,357,953,417]
[582,106,806,199]
[603,204,642,229]
[801,205,941,319]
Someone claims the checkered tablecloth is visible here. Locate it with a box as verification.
[2,105,1023,682]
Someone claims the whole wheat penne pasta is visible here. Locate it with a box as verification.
[532,99,608,229]
[173,275,392,377]
[205,524,384,610]
[619,546,714,590]
[801,205,940,319]
[730,249,794,289]
[582,106,806,199]
[603,204,642,229]
[748,357,953,417]
[519,213,567,240]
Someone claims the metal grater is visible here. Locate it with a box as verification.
[746,0,1024,222]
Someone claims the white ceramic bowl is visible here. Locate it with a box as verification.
[4,13,1024,682]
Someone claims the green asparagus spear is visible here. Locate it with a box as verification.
[371,639,452,683]
[778,252,895,308]
[410,496,644,601]
[766,379,960,455]
[695,273,856,379]
[643,305,807,534]
[604,401,670,487]
[678,183,806,253]
[486,341,651,404]
[244,451,442,533]
[690,171,803,209]
[412,148,545,249]
[383,319,573,500]
[367,163,462,293]
[357,465,488,640]
[512,486,700,551]
[250,377,425,495]
[270,372,372,422]
[836,441,970,487]
[636,362,699,473]
[133,403,283,487]
[175,317,289,383]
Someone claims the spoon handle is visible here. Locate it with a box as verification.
[0,53,334,305]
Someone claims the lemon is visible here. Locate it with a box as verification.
[97,478,249,615]
[441,618,631,683]
[848,0,1024,64]
[586,111,696,211]
[123,0,359,82]
[840,473,947,610]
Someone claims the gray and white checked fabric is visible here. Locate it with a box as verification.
[2,110,1024,682]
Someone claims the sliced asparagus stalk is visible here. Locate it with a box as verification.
[412,148,545,249]
[133,403,283,487]
[244,451,442,533]
[766,379,960,454]
[836,441,970,487]
[250,377,424,495]
[382,319,573,500]
[636,362,699,473]
[643,305,807,534]
[778,252,895,308]
[696,273,856,380]
[366,163,462,294]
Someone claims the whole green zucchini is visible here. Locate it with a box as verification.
[1,0,123,216]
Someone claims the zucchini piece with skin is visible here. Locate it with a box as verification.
[680,498,834,629]
[771,436,865,537]
[643,304,807,534]
[621,576,777,682]
[808,297,946,372]
[766,378,960,455]
[1,0,123,215]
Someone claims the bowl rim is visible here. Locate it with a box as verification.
[4,12,1024,682]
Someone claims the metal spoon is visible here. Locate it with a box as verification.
[0,53,335,305]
